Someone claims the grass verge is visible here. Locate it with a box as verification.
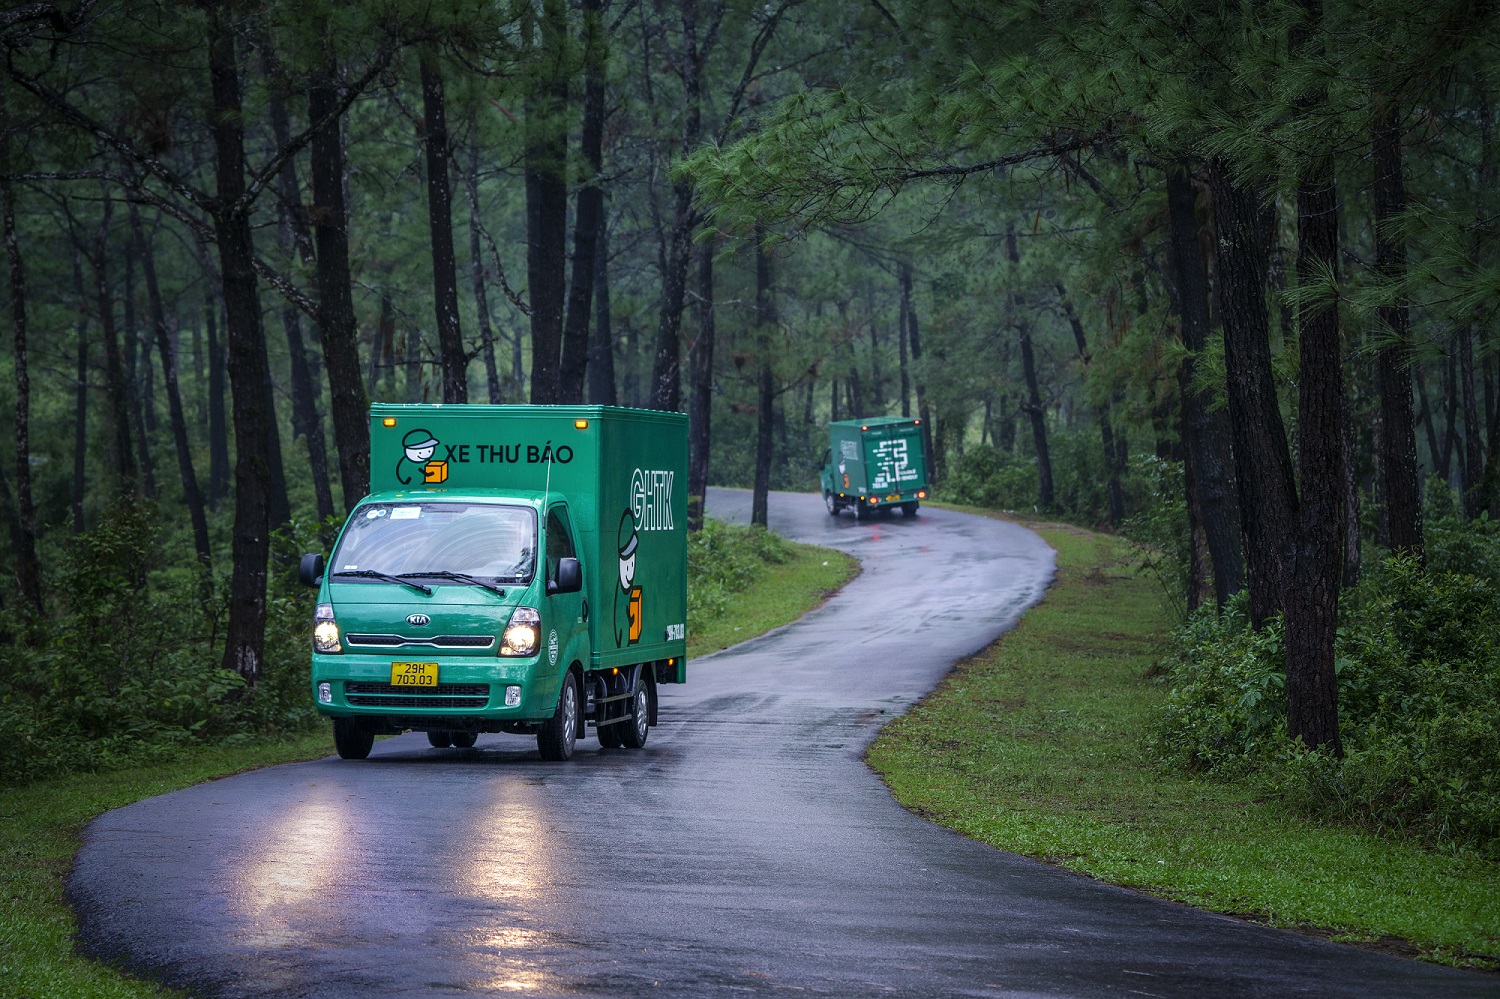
[688,539,858,658]
[2,536,856,999]
[867,513,1500,972]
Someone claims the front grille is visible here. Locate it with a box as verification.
[345,681,490,710]
[346,681,489,697]
[347,694,489,708]
[345,633,495,650]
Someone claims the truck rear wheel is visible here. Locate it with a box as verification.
[824,491,842,515]
[333,717,374,760]
[537,672,579,761]
[902,501,919,516]
[854,501,870,520]
[620,676,651,749]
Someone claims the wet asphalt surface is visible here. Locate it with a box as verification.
[69,489,1499,998]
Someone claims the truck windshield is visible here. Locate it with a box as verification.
[331,502,537,584]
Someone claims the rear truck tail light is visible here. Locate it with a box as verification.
[500,606,541,657]
[917,490,927,499]
[313,604,342,653]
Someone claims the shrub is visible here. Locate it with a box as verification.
[1153,543,1500,857]
[686,517,789,631]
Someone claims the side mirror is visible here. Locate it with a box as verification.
[549,556,582,595]
[299,553,325,588]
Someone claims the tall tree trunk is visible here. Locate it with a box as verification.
[121,248,157,498]
[898,282,910,418]
[524,0,569,405]
[265,56,335,525]
[559,0,606,404]
[1008,231,1051,508]
[464,138,503,404]
[1210,159,1297,628]
[1058,284,1128,529]
[2,149,42,613]
[204,297,231,508]
[309,54,370,511]
[72,257,87,534]
[418,49,468,404]
[91,195,138,493]
[1283,4,1344,755]
[752,232,775,527]
[687,240,715,531]
[900,263,933,474]
[131,204,211,566]
[588,218,617,404]
[1165,163,1244,604]
[1460,326,1482,517]
[208,1,273,684]
[1371,106,1424,559]
[649,0,702,414]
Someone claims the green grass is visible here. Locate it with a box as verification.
[867,514,1500,971]
[0,536,856,999]
[687,539,858,658]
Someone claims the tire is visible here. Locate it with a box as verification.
[449,731,477,749]
[537,672,579,761]
[598,719,624,748]
[333,717,374,760]
[427,730,453,748]
[902,501,919,516]
[824,491,841,515]
[854,501,870,521]
[620,676,651,749]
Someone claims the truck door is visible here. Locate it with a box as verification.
[544,504,588,674]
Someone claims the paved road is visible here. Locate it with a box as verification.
[70,489,1497,998]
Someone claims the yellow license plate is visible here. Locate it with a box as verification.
[391,661,439,687]
[886,493,901,501]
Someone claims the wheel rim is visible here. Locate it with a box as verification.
[825,492,835,513]
[562,680,578,754]
[633,685,649,741]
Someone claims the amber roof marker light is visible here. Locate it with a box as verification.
[382,417,397,428]
[574,419,589,430]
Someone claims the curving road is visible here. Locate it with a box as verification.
[70,489,1497,998]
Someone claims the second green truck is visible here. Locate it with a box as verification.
[819,416,930,519]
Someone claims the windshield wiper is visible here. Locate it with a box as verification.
[331,569,433,595]
[398,570,507,596]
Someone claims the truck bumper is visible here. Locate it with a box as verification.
[311,653,560,725]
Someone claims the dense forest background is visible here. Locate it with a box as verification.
[2,0,1499,850]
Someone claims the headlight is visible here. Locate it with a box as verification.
[313,603,341,653]
[500,606,540,657]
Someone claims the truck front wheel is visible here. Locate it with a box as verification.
[333,717,374,760]
[537,672,579,761]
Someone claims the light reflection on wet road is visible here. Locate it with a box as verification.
[68,490,1498,997]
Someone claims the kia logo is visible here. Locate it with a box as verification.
[406,613,431,627]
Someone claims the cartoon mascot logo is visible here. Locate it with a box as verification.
[398,429,447,485]
[615,509,643,646]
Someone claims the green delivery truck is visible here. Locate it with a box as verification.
[819,416,929,519]
[298,404,687,761]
